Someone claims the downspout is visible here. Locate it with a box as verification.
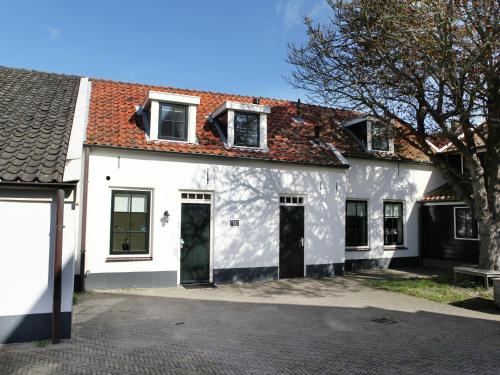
[78,146,89,291]
[52,188,65,344]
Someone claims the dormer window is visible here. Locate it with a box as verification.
[211,101,271,150]
[343,116,394,153]
[159,103,188,141]
[142,91,200,143]
[234,112,260,147]
[371,122,390,151]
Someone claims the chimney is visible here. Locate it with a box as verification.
[253,97,260,105]
[296,98,301,116]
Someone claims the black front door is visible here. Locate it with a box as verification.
[180,203,211,284]
[279,205,305,278]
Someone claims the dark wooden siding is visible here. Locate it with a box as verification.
[421,205,479,263]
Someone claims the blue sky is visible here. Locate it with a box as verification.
[0,0,331,100]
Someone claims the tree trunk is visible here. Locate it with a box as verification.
[478,217,500,270]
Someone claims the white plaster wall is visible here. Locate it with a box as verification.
[0,190,77,317]
[343,157,445,261]
[84,147,347,282]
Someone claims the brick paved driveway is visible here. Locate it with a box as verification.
[1,275,499,374]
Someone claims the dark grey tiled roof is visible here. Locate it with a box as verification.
[0,66,81,183]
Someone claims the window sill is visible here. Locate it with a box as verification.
[229,145,269,152]
[346,246,371,251]
[454,237,480,241]
[383,246,408,251]
[106,256,152,262]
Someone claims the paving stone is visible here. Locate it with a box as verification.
[1,280,499,375]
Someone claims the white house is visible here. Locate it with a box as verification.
[0,67,89,343]
[76,79,445,289]
[0,67,448,344]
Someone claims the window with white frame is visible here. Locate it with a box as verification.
[211,100,271,149]
[454,207,478,240]
[342,116,394,153]
[141,91,200,143]
[110,191,151,255]
[279,195,305,206]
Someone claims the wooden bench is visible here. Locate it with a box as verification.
[453,266,500,290]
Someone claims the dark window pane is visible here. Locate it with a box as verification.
[182,193,188,199]
[113,212,130,232]
[160,121,173,138]
[112,232,130,251]
[346,201,368,246]
[189,193,195,199]
[159,104,187,141]
[448,154,462,174]
[197,193,204,199]
[173,121,186,139]
[160,105,173,121]
[174,107,186,122]
[292,197,298,204]
[383,202,403,245]
[350,121,368,147]
[129,233,147,251]
[371,123,389,151]
[203,194,211,200]
[280,197,285,203]
[130,213,147,232]
[455,208,478,239]
[234,112,260,147]
[298,197,303,204]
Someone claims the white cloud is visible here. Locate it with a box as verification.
[48,27,61,40]
[309,1,332,23]
[275,0,331,29]
[275,0,306,29]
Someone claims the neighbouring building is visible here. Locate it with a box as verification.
[77,79,445,289]
[420,134,486,266]
[421,183,480,265]
[0,67,89,343]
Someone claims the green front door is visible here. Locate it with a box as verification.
[180,203,211,284]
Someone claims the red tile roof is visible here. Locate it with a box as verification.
[422,183,462,202]
[86,79,429,166]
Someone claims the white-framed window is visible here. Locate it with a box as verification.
[454,207,479,240]
[279,195,305,206]
[211,101,271,150]
[110,190,151,255]
[142,91,200,143]
[342,116,394,153]
[181,191,212,203]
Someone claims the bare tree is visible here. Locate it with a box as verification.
[287,0,499,269]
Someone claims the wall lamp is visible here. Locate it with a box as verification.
[162,210,170,223]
